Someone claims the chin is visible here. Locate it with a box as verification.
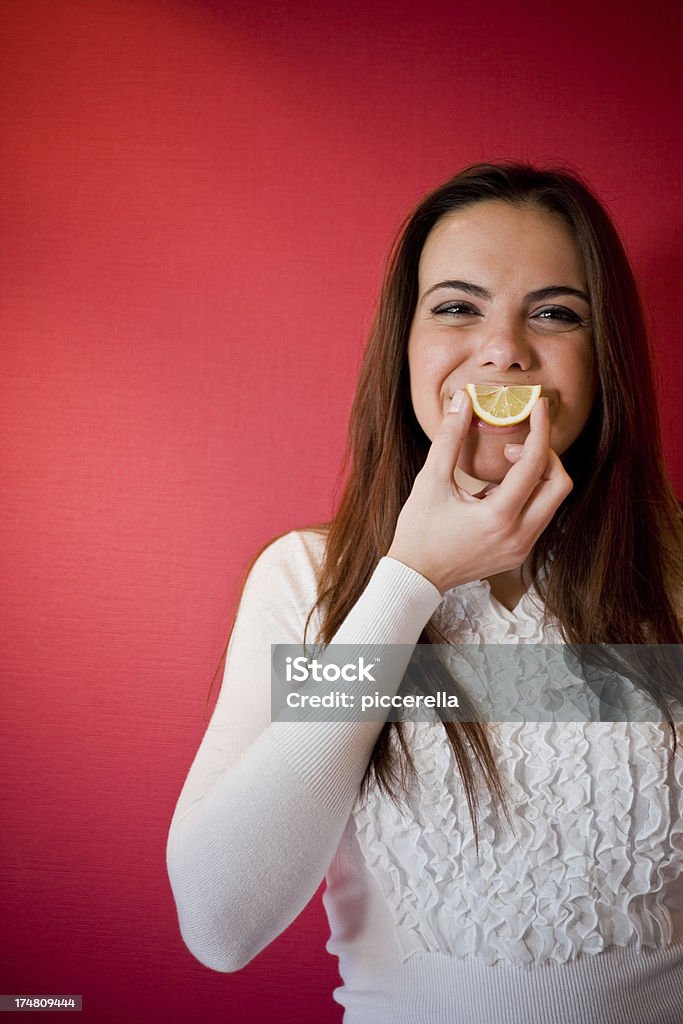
[457,437,516,484]
[457,455,509,485]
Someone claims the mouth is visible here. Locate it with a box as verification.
[447,382,554,435]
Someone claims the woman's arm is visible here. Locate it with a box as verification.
[165,530,442,972]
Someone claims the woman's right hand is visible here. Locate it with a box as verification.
[385,390,574,595]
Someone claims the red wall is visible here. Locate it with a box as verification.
[2,1,681,1021]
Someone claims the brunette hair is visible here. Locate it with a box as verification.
[211,162,683,840]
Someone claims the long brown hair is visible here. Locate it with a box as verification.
[211,162,683,839]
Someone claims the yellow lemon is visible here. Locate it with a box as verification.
[465,383,542,426]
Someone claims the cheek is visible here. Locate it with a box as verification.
[408,341,454,399]
[405,346,454,438]
[551,356,597,451]
[572,350,598,421]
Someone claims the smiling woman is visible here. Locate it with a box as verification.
[166,163,683,1024]
[406,200,597,483]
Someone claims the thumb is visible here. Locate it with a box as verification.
[424,389,473,485]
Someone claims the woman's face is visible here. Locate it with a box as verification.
[407,200,597,484]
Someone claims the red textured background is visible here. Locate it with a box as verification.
[1,1,681,1022]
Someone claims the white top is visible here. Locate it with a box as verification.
[166,529,683,1023]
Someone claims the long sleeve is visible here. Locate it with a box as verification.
[165,529,443,972]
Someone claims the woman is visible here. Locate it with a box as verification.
[166,163,683,1023]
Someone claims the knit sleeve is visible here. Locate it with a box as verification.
[165,529,443,972]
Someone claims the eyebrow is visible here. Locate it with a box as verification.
[421,280,591,305]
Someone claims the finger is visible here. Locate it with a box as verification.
[517,448,573,538]
[493,397,552,514]
[503,443,524,463]
[423,389,473,487]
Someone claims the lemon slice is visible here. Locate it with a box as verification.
[465,383,542,426]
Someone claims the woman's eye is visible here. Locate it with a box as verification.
[531,305,586,328]
[431,301,480,317]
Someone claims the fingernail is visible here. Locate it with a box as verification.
[449,389,465,413]
[504,443,524,460]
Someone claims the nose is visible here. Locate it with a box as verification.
[476,317,532,373]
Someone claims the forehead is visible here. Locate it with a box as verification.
[418,200,586,288]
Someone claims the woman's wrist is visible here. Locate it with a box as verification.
[384,545,447,596]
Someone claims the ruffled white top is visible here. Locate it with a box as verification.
[167,529,683,1024]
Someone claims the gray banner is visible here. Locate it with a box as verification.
[271,643,683,723]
